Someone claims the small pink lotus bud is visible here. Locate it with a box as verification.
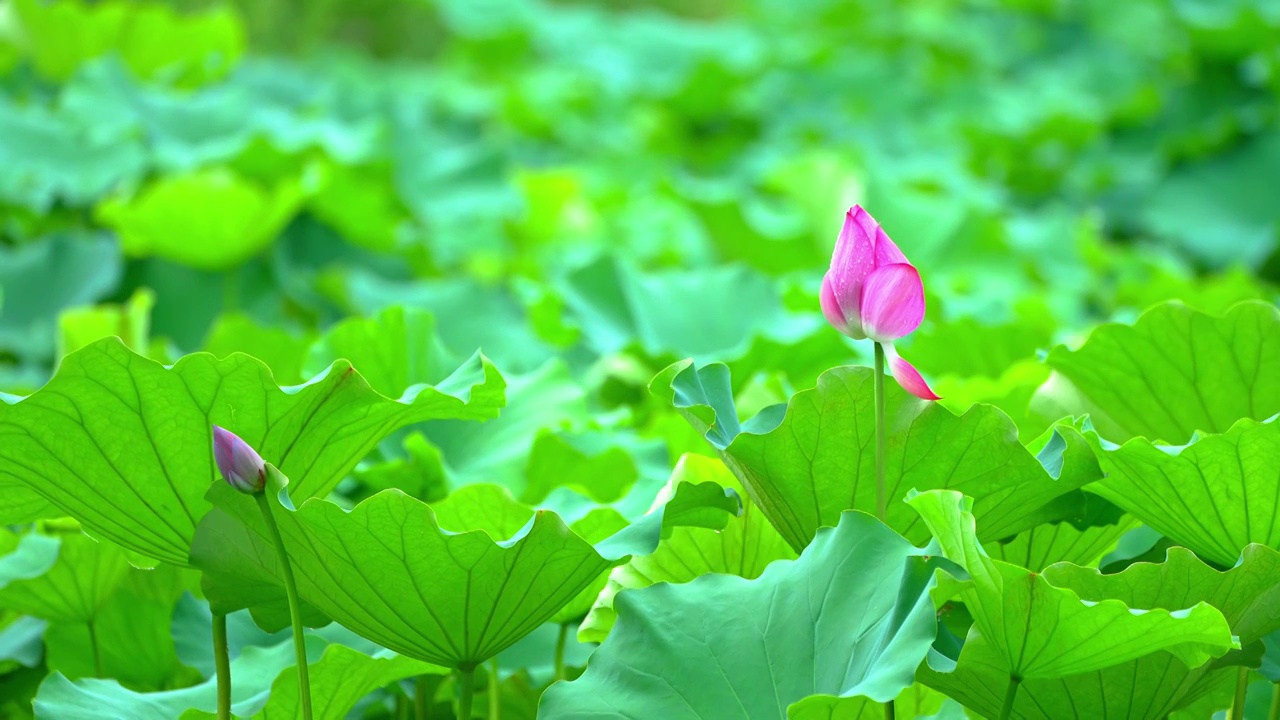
[822,205,940,401]
[212,426,267,494]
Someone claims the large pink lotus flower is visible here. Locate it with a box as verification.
[820,205,940,401]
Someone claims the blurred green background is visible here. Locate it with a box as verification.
[0,0,1277,408]
[0,0,1279,715]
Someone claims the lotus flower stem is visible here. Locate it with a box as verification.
[87,617,104,677]
[256,492,313,720]
[874,343,887,523]
[414,675,428,720]
[489,658,501,720]
[554,622,569,681]
[1269,682,1278,720]
[213,613,231,720]
[998,675,1020,720]
[1230,666,1248,720]
[456,665,476,719]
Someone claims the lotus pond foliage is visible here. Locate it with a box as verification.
[0,0,1279,718]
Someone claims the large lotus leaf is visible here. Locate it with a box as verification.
[425,358,589,493]
[0,532,129,623]
[32,636,323,720]
[95,167,307,271]
[189,479,739,667]
[12,0,242,85]
[181,644,443,720]
[0,99,146,211]
[984,515,1138,571]
[1072,416,1280,567]
[307,162,409,252]
[345,274,557,375]
[538,510,944,718]
[0,338,504,566]
[556,255,821,361]
[922,543,1280,719]
[909,490,1235,681]
[0,233,121,362]
[44,564,195,689]
[0,533,59,594]
[655,361,1101,551]
[303,306,458,398]
[578,453,796,643]
[1139,134,1280,268]
[905,306,1055,381]
[202,314,314,388]
[57,289,154,360]
[787,684,949,720]
[1035,301,1280,444]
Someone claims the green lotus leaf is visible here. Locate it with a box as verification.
[303,305,458,399]
[923,542,1280,719]
[1035,301,1280,443]
[0,233,121,364]
[12,0,243,85]
[787,684,950,720]
[538,510,944,718]
[425,358,588,493]
[984,514,1138,571]
[180,644,443,720]
[1074,416,1280,567]
[202,314,314,387]
[578,453,795,643]
[33,636,323,720]
[95,167,307,271]
[0,100,146,211]
[910,489,1234,680]
[0,338,504,566]
[0,532,129,623]
[557,256,822,362]
[44,564,196,689]
[189,478,739,667]
[57,289,154,360]
[655,360,1101,551]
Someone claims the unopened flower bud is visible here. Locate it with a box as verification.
[212,426,267,494]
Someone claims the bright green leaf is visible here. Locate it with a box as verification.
[96,167,307,271]
[1075,416,1280,566]
[538,510,944,718]
[190,478,739,666]
[908,489,1235,681]
[578,454,795,643]
[655,361,1101,551]
[1035,301,1280,443]
[0,338,503,566]
[923,541,1280,719]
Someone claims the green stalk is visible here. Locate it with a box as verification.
[1269,681,1279,720]
[213,613,231,720]
[87,617,104,677]
[415,675,428,720]
[1231,666,1249,720]
[998,675,1020,720]
[554,623,568,682]
[456,665,476,719]
[874,344,891,720]
[256,493,313,720]
[488,658,501,720]
[873,343,887,523]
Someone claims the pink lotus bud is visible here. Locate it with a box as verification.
[822,205,940,401]
[212,426,267,494]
